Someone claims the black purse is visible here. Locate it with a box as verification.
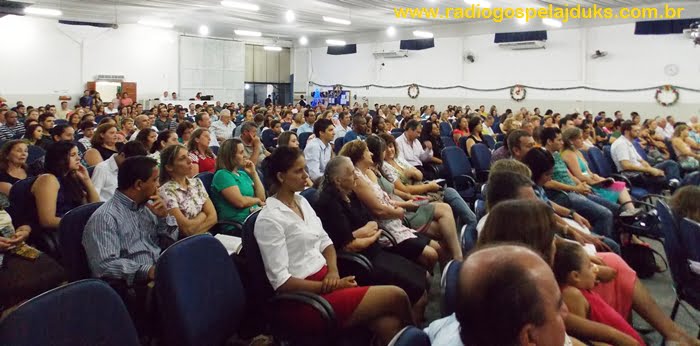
[621,243,667,279]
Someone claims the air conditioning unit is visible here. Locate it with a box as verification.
[498,40,546,50]
[95,74,125,82]
[372,50,409,59]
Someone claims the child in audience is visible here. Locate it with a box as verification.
[553,241,645,345]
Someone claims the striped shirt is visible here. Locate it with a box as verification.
[82,190,176,285]
[0,123,25,140]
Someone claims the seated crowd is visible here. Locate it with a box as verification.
[1,95,700,345]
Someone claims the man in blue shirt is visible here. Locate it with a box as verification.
[343,114,368,143]
[296,109,316,135]
[304,119,335,184]
[79,90,93,108]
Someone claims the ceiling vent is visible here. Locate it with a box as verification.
[498,40,546,50]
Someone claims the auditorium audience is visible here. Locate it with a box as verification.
[176,120,195,144]
[240,122,270,168]
[159,144,217,237]
[91,141,148,202]
[0,110,25,140]
[148,130,178,164]
[334,111,351,140]
[344,114,368,142]
[304,118,335,185]
[670,185,700,222]
[84,124,123,166]
[297,109,316,135]
[671,124,700,171]
[134,128,157,153]
[419,120,444,162]
[33,141,100,229]
[255,146,413,344]
[23,124,43,146]
[77,121,95,151]
[464,116,484,155]
[396,120,437,179]
[210,138,265,227]
[0,140,28,196]
[452,117,469,145]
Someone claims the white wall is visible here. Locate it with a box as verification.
[0,16,179,106]
[296,23,700,120]
[180,36,245,102]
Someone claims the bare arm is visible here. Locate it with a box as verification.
[562,151,595,184]
[220,185,262,209]
[352,177,403,220]
[0,182,11,196]
[168,208,208,236]
[32,174,61,229]
[83,149,104,167]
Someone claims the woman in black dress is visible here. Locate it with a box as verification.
[83,123,123,166]
[314,156,430,324]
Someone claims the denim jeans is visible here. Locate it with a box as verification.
[443,187,477,229]
[586,194,620,214]
[563,192,614,238]
[655,160,681,182]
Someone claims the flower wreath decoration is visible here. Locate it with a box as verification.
[408,84,420,99]
[655,85,679,107]
[510,85,526,102]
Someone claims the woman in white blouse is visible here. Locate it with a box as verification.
[255,147,414,344]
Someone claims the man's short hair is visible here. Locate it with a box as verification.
[194,112,208,125]
[539,127,561,146]
[118,140,148,158]
[506,129,530,155]
[405,119,420,131]
[313,118,333,137]
[219,109,231,117]
[118,156,158,190]
[240,121,257,135]
[620,120,635,135]
[486,171,533,211]
[304,109,314,119]
[456,247,547,346]
[38,112,55,123]
[50,124,70,139]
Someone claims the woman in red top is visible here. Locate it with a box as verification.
[187,128,216,175]
[452,116,469,145]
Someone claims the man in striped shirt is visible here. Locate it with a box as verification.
[83,156,175,286]
[0,110,25,140]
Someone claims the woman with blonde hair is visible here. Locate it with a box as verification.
[671,124,700,171]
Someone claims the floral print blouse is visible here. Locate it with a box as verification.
[159,178,209,227]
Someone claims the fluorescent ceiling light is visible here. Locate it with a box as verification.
[286,10,295,23]
[220,1,260,11]
[387,26,396,37]
[264,46,282,51]
[198,25,209,36]
[244,83,250,90]
[299,36,308,45]
[326,39,346,46]
[413,30,433,38]
[234,29,262,37]
[323,16,351,25]
[24,7,62,16]
[542,18,562,28]
[138,19,174,29]
[464,0,491,8]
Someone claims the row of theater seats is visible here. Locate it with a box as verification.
[0,177,435,345]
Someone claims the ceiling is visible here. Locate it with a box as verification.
[5,0,700,46]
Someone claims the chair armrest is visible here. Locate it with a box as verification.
[380,230,398,247]
[453,174,477,192]
[475,169,490,183]
[268,292,337,342]
[544,188,571,209]
[210,220,243,236]
[337,251,373,285]
[611,173,632,187]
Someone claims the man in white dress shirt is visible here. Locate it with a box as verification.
[395,119,434,177]
[210,109,236,143]
[195,112,219,147]
[91,141,148,201]
[304,118,335,185]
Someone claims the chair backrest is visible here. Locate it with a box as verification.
[298,132,312,150]
[261,128,277,149]
[581,149,599,175]
[240,210,276,306]
[470,143,492,173]
[334,137,344,154]
[682,171,700,187]
[458,136,469,153]
[196,172,215,197]
[441,259,463,316]
[59,202,104,281]
[657,200,686,286]
[494,141,504,150]
[587,146,614,177]
[209,146,219,156]
[441,136,455,147]
[390,326,431,346]
[475,198,486,221]
[495,133,506,142]
[482,135,496,150]
[155,234,246,346]
[439,122,452,137]
[300,188,319,207]
[391,128,404,135]
[7,176,39,230]
[54,119,68,126]
[441,147,473,180]
[87,165,95,178]
[679,218,700,268]
[0,279,140,346]
[665,138,678,161]
[281,122,291,131]
[602,145,619,174]
[27,145,45,164]
[632,140,649,162]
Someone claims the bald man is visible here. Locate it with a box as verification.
[129,114,150,141]
[425,245,571,346]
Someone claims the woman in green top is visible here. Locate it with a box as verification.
[210,138,266,226]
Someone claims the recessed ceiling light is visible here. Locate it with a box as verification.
[286,10,295,23]
[299,36,308,45]
[234,29,262,37]
[221,1,260,11]
[323,16,351,25]
[199,25,209,36]
[244,83,250,90]
[326,39,347,46]
[464,0,491,8]
[138,19,174,29]
[542,18,562,28]
[413,30,433,38]
[387,26,396,37]
[264,46,283,51]
[24,7,62,17]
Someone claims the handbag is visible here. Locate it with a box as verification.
[620,243,667,279]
